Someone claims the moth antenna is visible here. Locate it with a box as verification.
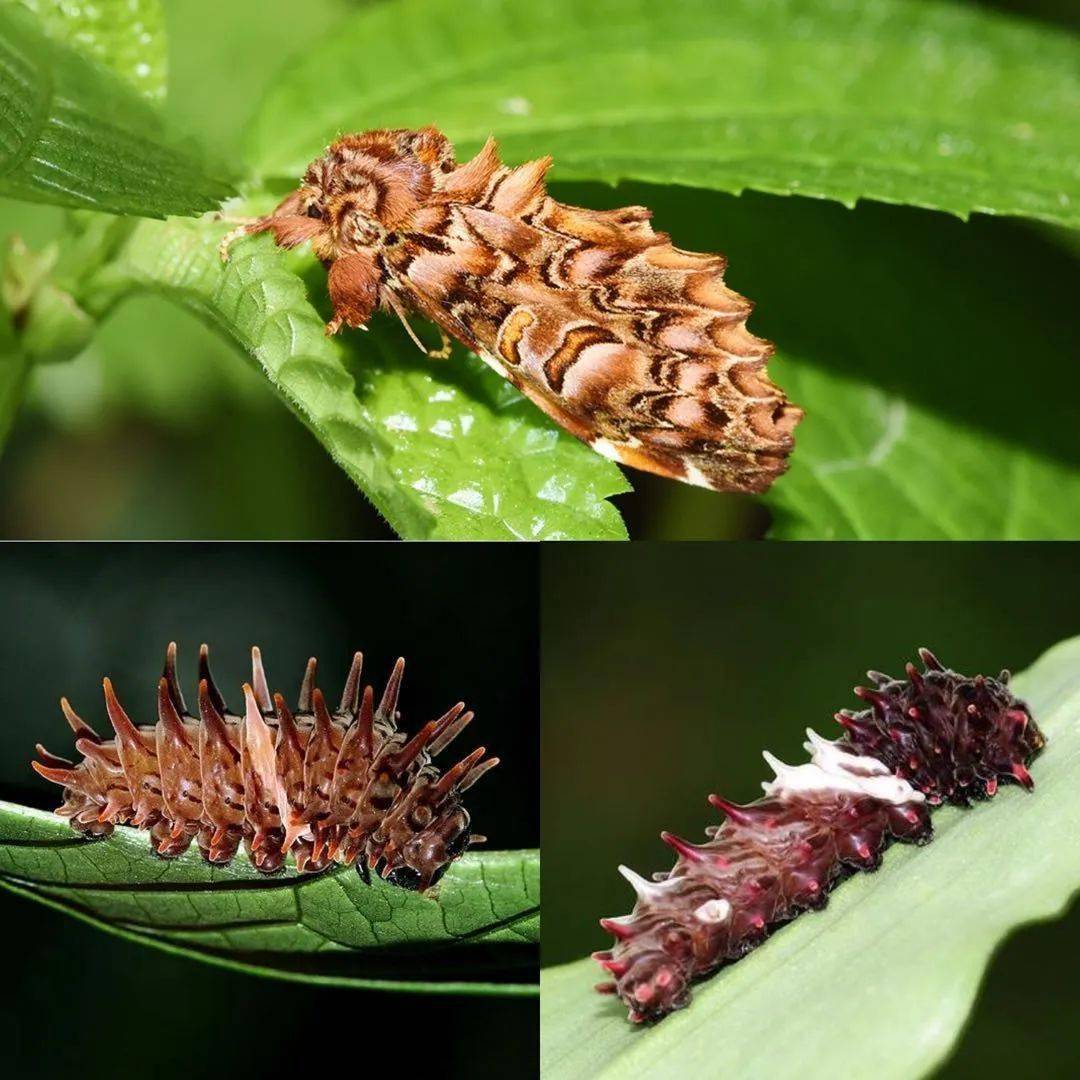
[198,679,237,759]
[458,755,498,792]
[59,696,100,743]
[251,646,273,713]
[34,744,73,769]
[217,216,265,262]
[199,644,228,715]
[162,642,187,716]
[298,657,318,713]
[157,677,191,747]
[338,651,363,716]
[427,705,472,756]
[377,658,405,722]
[382,288,429,354]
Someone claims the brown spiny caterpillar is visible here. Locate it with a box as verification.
[220,127,801,494]
[31,643,497,890]
[595,649,1045,1022]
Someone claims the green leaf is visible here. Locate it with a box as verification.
[9,0,167,99]
[539,635,1080,1078]
[0,4,232,216]
[247,0,1080,228]
[765,357,1080,539]
[0,800,538,994]
[68,211,629,539]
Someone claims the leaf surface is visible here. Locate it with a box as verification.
[248,0,1080,228]
[0,800,539,994]
[0,4,231,216]
[765,356,1080,539]
[540,635,1080,1077]
[10,0,167,99]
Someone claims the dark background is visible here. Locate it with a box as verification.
[542,542,1080,1077]
[0,543,538,1079]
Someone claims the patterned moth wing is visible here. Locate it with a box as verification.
[594,649,1045,1022]
[220,127,802,494]
[31,643,497,890]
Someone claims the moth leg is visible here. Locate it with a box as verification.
[326,252,379,337]
[382,287,430,354]
[427,328,453,360]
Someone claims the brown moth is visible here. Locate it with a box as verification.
[220,127,801,493]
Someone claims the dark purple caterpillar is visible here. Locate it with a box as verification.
[31,643,498,890]
[594,649,1045,1022]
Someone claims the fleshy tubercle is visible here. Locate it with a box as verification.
[594,649,1044,1022]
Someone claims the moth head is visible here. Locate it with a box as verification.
[239,128,455,264]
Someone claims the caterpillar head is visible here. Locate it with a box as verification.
[382,805,473,892]
[618,949,692,1023]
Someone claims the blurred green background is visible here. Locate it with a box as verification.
[0,543,538,1078]
[541,543,1080,1076]
[0,0,1075,540]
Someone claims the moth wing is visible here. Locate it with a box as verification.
[392,152,801,494]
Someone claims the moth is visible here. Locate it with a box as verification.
[220,127,801,493]
[31,643,497,890]
[594,649,1045,1022]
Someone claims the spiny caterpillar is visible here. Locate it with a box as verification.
[219,127,801,494]
[594,649,1045,1022]
[31,643,497,890]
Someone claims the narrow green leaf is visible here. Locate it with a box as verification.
[0,4,232,216]
[540,635,1080,1078]
[247,0,1080,228]
[9,0,167,99]
[0,800,538,994]
[70,212,629,539]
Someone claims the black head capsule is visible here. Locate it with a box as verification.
[385,865,423,890]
